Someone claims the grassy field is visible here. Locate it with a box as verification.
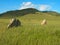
[0,13,60,45]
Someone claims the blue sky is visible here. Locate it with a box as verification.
[0,0,60,13]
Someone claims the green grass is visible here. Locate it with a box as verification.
[0,13,60,45]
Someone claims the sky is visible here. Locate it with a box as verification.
[0,0,60,13]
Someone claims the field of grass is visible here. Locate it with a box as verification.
[0,13,60,45]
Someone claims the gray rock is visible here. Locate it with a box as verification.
[7,18,21,28]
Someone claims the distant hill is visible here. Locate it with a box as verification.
[0,8,39,18]
[0,8,60,18]
[42,11,60,16]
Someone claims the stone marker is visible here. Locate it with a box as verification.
[7,18,21,28]
[41,19,47,25]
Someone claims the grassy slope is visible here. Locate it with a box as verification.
[0,12,60,45]
[0,8,60,45]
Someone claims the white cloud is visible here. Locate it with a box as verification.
[19,2,51,11]
[39,5,51,11]
[20,2,35,10]
[22,2,31,6]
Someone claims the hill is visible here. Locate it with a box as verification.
[42,11,60,16]
[0,8,60,18]
[0,8,39,18]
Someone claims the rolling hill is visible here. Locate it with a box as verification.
[0,8,39,18]
[0,8,60,18]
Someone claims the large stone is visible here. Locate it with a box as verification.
[7,18,21,28]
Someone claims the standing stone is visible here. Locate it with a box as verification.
[7,18,21,28]
[41,19,47,25]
